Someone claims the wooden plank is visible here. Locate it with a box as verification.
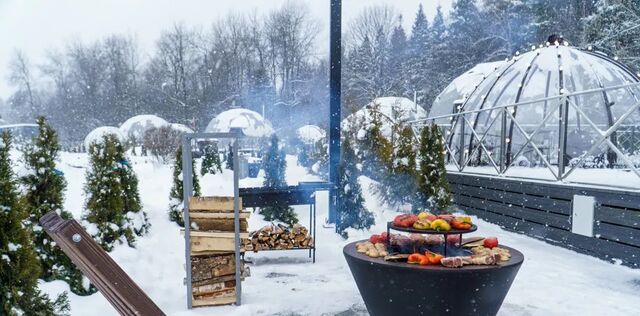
[39,212,166,315]
[595,205,640,228]
[456,202,640,268]
[456,184,572,216]
[456,195,571,230]
[191,236,246,253]
[191,218,248,232]
[189,196,242,211]
[190,212,250,219]
[182,230,250,238]
[192,296,236,307]
[595,222,640,247]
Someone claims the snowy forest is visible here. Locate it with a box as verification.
[4,0,640,144]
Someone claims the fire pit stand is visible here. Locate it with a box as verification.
[386,222,478,256]
[344,240,524,316]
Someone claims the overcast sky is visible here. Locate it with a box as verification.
[0,0,452,99]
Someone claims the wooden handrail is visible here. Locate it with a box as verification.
[40,212,166,316]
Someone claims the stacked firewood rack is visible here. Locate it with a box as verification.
[181,132,245,308]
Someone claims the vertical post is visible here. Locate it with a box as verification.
[500,108,508,173]
[181,136,194,309]
[458,117,465,167]
[232,137,241,305]
[328,0,342,225]
[558,96,568,179]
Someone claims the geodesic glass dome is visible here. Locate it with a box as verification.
[427,41,640,188]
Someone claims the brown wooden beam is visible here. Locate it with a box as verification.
[40,212,166,316]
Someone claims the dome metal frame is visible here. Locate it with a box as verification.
[412,43,640,189]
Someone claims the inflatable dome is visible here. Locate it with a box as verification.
[119,115,169,142]
[296,125,326,145]
[84,126,125,148]
[205,108,274,137]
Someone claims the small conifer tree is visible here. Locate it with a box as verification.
[416,124,452,212]
[84,135,148,251]
[260,135,298,225]
[169,145,201,226]
[336,138,374,238]
[21,116,89,295]
[1,132,70,316]
[429,124,452,211]
[225,144,234,170]
[359,102,393,179]
[376,125,418,210]
[200,142,223,176]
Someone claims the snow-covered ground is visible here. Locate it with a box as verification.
[34,152,640,316]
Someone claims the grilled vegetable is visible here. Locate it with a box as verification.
[412,219,432,230]
[430,219,451,231]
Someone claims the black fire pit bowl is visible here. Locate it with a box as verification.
[344,240,524,316]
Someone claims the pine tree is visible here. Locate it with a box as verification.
[416,124,452,212]
[336,138,374,238]
[169,145,201,226]
[115,140,149,236]
[225,143,234,170]
[359,102,393,179]
[584,0,640,69]
[260,135,298,225]
[416,125,434,209]
[389,15,408,96]
[200,142,223,176]
[430,124,452,210]
[84,135,148,251]
[21,116,89,295]
[377,125,418,210]
[1,132,70,316]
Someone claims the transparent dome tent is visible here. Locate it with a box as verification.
[419,40,640,189]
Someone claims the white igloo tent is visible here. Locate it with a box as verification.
[205,108,274,138]
[119,115,169,142]
[296,125,326,145]
[170,123,194,134]
[343,97,428,139]
[84,126,125,148]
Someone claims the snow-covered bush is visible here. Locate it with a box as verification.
[143,126,182,163]
[169,145,201,226]
[336,138,374,237]
[84,134,149,251]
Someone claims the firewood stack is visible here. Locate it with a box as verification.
[250,223,314,251]
[184,196,251,307]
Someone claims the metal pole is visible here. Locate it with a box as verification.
[181,136,194,309]
[328,0,342,225]
[500,108,508,173]
[558,95,569,179]
[458,119,466,167]
[232,137,241,305]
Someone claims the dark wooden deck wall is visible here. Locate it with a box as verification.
[447,172,640,268]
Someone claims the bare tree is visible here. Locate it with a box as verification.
[7,50,41,121]
[347,5,399,50]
